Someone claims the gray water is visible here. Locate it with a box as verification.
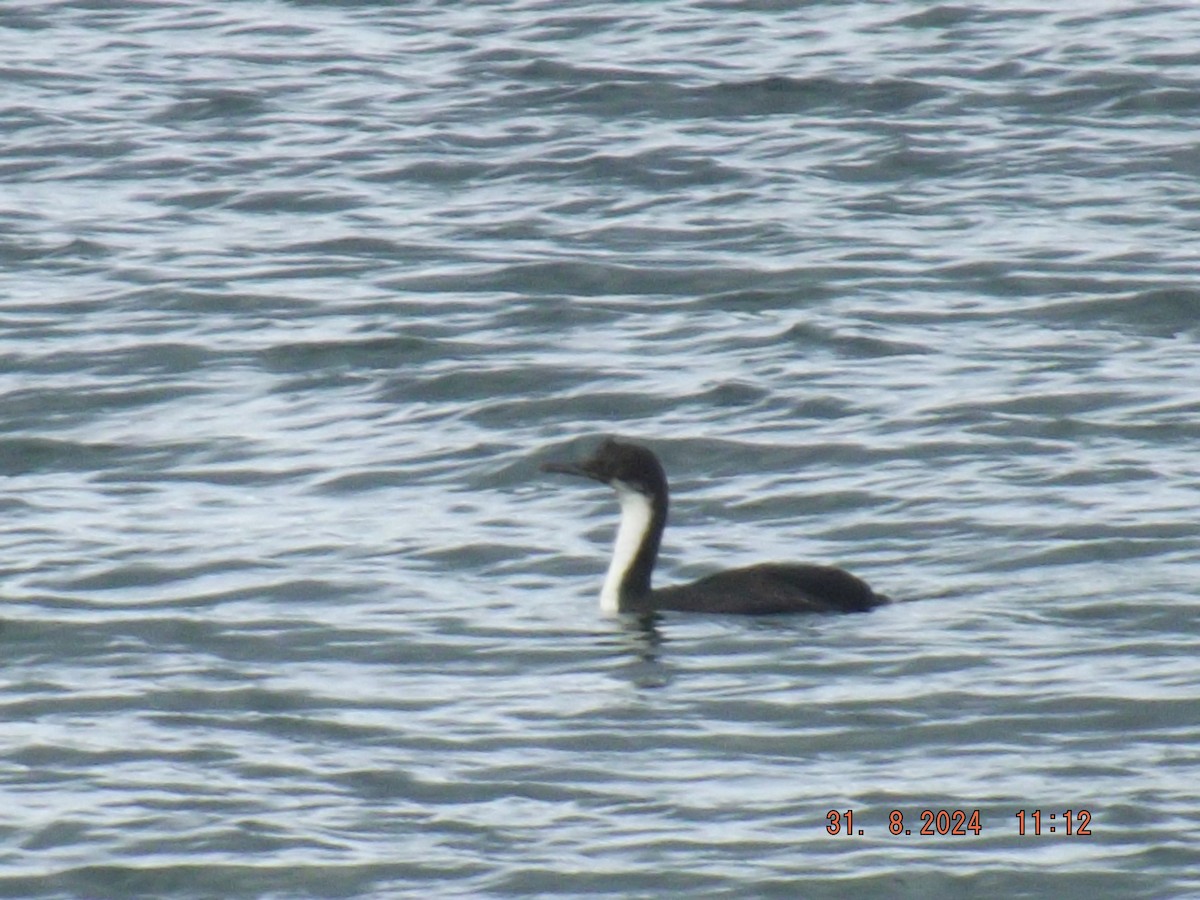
[2,2,1199,897]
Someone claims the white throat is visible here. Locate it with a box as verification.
[600,482,655,614]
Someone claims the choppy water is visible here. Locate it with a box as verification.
[2,2,1199,897]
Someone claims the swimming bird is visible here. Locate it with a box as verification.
[542,438,889,616]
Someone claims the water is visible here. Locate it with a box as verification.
[2,2,1199,897]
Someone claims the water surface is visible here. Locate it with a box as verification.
[2,2,1199,897]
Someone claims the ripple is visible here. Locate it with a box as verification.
[2,1,1199,897]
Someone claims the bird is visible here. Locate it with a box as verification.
[541,437,889,616]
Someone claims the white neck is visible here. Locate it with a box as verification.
[600,482,655,615]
